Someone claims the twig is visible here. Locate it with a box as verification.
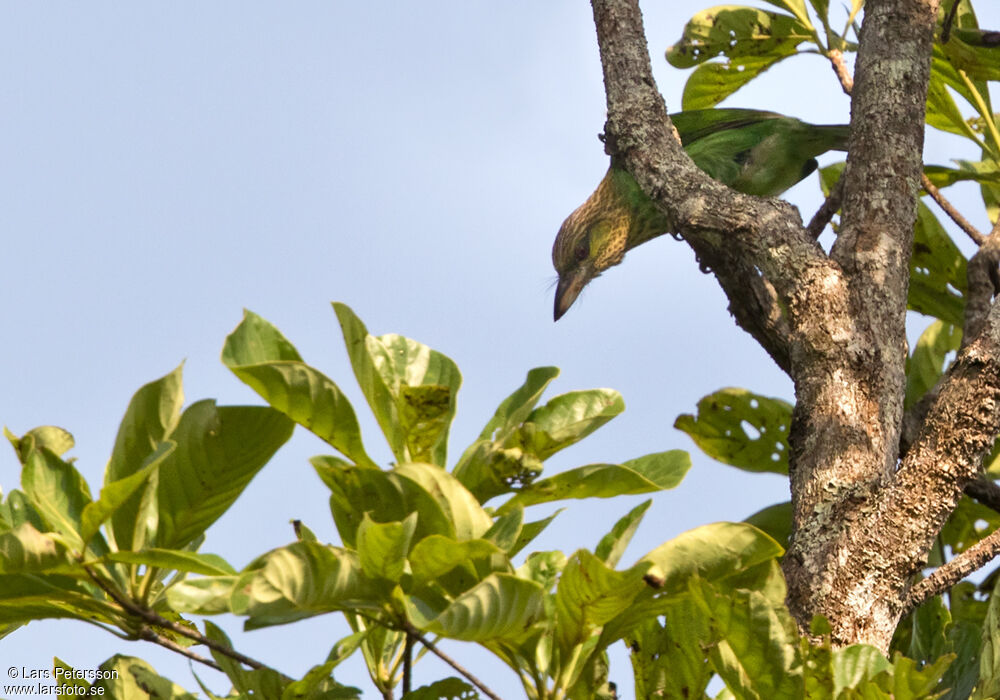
[922,173,986,245]
[827,49,854,94]
[807,173,845,239]
[401,621,505,700]
[83,565,270,672]
[136,627,222,671]
[402,631,413,696]
[904,522,1000,615]
[941,0,961,43]
[965,475,1000,514]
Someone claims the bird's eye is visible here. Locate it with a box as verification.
[573,239,589,262]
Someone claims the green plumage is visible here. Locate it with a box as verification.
[552,108,849,320]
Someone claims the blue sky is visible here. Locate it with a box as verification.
[2,3,997,697]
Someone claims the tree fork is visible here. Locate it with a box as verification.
[584,0,1000,654]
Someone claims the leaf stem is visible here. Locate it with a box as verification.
[958,69,1000,157]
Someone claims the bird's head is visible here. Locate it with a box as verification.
[552,167,669,320]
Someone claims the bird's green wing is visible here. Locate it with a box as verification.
[669,109,787,147]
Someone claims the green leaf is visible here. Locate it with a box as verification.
[675,388,791,474]
[405,572,544,641]
[511,509,562,558]
[924,160,1000,189]
[0,490,44,534]
[356,513,416,583]
[907,593,950,665]
[333,302,461,467]
[165,575,237,615]
[628,601,713,700]
[81,443,171,549]
[88,655,200,700]
[667,6,814,108]
[555,549,646,651]
[518,389,624,460]
[758,0,813,28]
[0,573,119,625]
[105,365,184,553]
[280,660,363,700]
[887,653,953,698]
[482,504,523,552]
[403,678,477,700]
[667,6,813,68]
[905,321,962,410]
[451,440,544,505]
[640,521,784,595]
[477,367,560,442]
[154,400,293,550]
[312,457,452,549]
[689,577,801,700]
[501,450,690,512]
[681,53,797,110]
[0,522,73,573]
[832,645,892,693]
[909,202,967,325]
[394,462,493,540]
[203,621,289,698]
[243,541,375,628]
[6,426,75,463]
[940,496,1000,556]
[941,621,981,700]
[22,446,93,552]
[222,310,377,469]
[408,535,503,587]
[106,548,236,576]
[122,660,202,700]
[743,501,792,549]
[595,499,652,568]
[54,657,92,695]
[939,28,1000,83]
[975,567,1000,699]
[926,56,980,139]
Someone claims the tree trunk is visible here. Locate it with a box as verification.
[589,0,1000,653]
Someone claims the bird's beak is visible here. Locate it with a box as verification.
[554,269,589,321]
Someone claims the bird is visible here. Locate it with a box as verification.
[552,108,850,320]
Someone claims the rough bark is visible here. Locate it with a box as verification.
[587,0,1000,653]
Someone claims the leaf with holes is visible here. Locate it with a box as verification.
[667,7,814,108]
[675,388,791,474]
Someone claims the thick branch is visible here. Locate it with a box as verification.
[904,524,1000,614]
[890,300,1000,580]
[964,225,1000,345]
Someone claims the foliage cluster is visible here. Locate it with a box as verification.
[5,0,1000,697]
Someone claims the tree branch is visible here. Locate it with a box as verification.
[965,475,1000,515]
[400,621,504,700]
[807,173,845,239]
[135,627,222,671]
[904,523,1000,615]
[964,222,1000,345]
[922,174,987,246]
[84,565,272,674]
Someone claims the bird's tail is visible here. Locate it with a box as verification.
[816,124,851,152]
